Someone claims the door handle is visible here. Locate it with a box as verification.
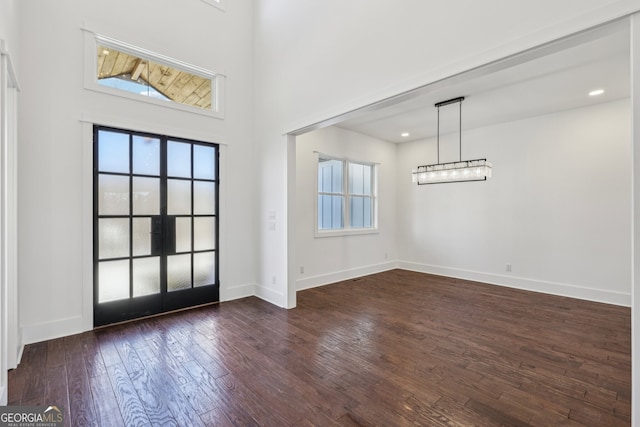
[164,215,176,255]
[150,216,163,256]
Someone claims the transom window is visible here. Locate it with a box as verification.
[317,155,377,236]
[84,31,225,118]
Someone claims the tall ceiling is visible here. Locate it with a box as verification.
[334,20,630,144]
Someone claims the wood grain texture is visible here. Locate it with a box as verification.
[7,270,631,426]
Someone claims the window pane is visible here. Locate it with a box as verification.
[98,260,129,303]
[175,217,191,253]
[167,179,191,215]
[167,141,191,178]
[350,196,373,228]
[98,130,129,173]
[99,174,129,215]
[99,218,130,259]
[193,145,216,180]
[363,164,372,196]
[193,181,216,215]
[194,252,215,287]
[318,194,344,230]
[350,196,364,228]
[168,254,191,291]
[97,45,213,111]
[349,163,364,194]
[364,197,372,228]
[132,218,151,256]
[133,257,160,297]
[318,159,343,193]
[194,217,216,251]
[132,177,159,215]
[132,135,160,176]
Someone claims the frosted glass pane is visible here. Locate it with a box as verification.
[350,197,364,228]
[363,165,372,195]
[99,218,130,259]
[350,196,372,228]
[133,257,160,297]
[193,145,216,180]
[176,217,192,253]
[364,197,372,228]
[194,252,215,287]
[99,174,129,215]
[133,136,160,176]
[168,254,191,291]
[168,179,191,215]
[194,217,216,251]
[168,141,191,178]
[132,177,160,215]
[318,195,343,230]
[98,130,129,173]
[99,260,129,303]
[193,181,216,215]
[318,159,343,193]
[132,218,151,256]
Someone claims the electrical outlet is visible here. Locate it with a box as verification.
[271,275,276,285]
[506,264,512,272]
[300,266,305,274]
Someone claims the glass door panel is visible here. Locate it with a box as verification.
[94,127,219,326]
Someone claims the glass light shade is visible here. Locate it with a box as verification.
[412,159,492,185]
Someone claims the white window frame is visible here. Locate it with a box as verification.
[82,29,226,119]
[315,153,378,238]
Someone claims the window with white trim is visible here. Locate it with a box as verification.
[83,30,225,119]
[317,155,377,235]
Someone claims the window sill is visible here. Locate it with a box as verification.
[315,228,379,238]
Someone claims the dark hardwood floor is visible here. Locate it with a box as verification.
[8,270,631,426]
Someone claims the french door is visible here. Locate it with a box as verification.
[93,126,219,327]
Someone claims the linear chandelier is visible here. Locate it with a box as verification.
[412,97,492,185]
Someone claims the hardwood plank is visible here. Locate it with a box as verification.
[7,270,631,426]
[104,363,151,427]
[89,374,126,427]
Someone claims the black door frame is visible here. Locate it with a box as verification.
[93,125,220,327]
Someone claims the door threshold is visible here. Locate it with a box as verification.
[93,300,221,330]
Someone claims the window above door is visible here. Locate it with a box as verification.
[83,30,226,119]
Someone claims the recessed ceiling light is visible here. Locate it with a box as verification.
[103,49,110,55]
[401,132,410,137]
[589,89,604,96]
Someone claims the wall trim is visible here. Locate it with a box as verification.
[22,316,84,345]
[255,284,285,308]
[297,261,398,291]
[221,283,256,302]
[398,261,631,307]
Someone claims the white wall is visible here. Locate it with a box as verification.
[295,126,397,290]
[397,100,631,305]
[16,0,256,343]
[253,0,640,308]
[0,0,20,405]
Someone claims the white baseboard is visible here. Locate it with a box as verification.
[21,315,84,345]
[297,261,398,291]
[397,261,631,307]
[221,283,256,302]
[255,284,285,307]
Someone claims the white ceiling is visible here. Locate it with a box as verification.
[334,20,630,144]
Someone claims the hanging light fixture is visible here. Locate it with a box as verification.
[412,97,492,185]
